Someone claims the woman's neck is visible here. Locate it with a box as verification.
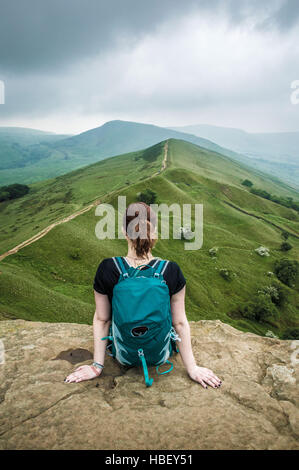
[125,248,154,265]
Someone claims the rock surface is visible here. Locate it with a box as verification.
[0,319,298,450]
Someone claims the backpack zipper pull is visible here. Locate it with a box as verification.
[170,327,181,342]
[101,335,113,341]
[138,348,153,387]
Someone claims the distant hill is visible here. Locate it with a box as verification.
[170,124,299,162]
[53,119,235,157]
[0,127,70,185]
[170,124,299,189]
[0,138,298,338]
[0,120,278,186]
[0,126,68,142]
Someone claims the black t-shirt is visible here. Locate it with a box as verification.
[93,257,186,304]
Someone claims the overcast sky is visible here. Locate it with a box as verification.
[0,0,299,134]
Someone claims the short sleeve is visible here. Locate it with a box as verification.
[93,259,112,295]
[93,258,121,303]
[163,261,186,297]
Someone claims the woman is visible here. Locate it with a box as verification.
[65,202,222,389]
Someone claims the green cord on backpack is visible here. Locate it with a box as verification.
[101,256,180,387]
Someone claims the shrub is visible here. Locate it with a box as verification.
[274,258,298,287]
[269,280,287,306]
[178,226,193,240]
[0,190,10,201]
[0,183,30,202]
[282,328,299,340]
[255,246,270,257]
[281,231,290,240]
[265,330,278,339]
[69,250,81,260]
[209,247,218,257]
[250,187,271,200]
[258,285,279,303]
[136,189,157,205]
[280,242,293,252]
[240,293,278,322]
[219,268,235,281]
[248,188,299,213]
[258,281,287,307]
[241,179,253,187]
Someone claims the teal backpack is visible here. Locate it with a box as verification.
[101,256,181,387]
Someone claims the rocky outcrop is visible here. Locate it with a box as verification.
[0,319,298,450]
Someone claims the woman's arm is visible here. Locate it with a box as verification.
[171,286,222,389]
[65,290,111,383]
[93,291,111,365]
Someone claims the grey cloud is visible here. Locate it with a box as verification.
[0,0,292,73]
[0,0,203,73]
[257,0,299,31]
[0,0,298,133]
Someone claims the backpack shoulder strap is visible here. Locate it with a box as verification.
[112,256,129,277]
[151,257,161,268]
[154,259,169,276]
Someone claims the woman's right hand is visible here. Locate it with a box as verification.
[64,364,103,383]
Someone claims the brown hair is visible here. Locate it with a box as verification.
[123,202,157,258]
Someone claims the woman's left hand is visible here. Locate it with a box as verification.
[64,365,102,383]
[188,365,222,389]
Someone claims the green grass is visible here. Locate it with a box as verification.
[0,138,298,338]
[0,128,70,185]
[0,146,163,253]
[2,121,299,193]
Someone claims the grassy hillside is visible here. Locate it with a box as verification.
[54,119,232,157]
[0,139,298,339]
[0,127,68,145]
[0,127,70,185]
[167,140,299,235]
[0,120,242,185]
[172,124,299,163]
[0,143,163,253]
[3,120,296,190]
[171,124,299,189]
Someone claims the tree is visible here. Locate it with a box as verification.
[280,242,293,252]
[0,183,30,201]
[274,258,298,287]
[258,281,287,307]
[0,190,10,202]
[250,187,271,199]
[247,187,299,213]
[282,328,299,340]
[240,293,278,322]
[241,179,253,187]
[136,189,157,205]
[281,231,290,240]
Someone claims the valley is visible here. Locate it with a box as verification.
[0,138,298,339]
